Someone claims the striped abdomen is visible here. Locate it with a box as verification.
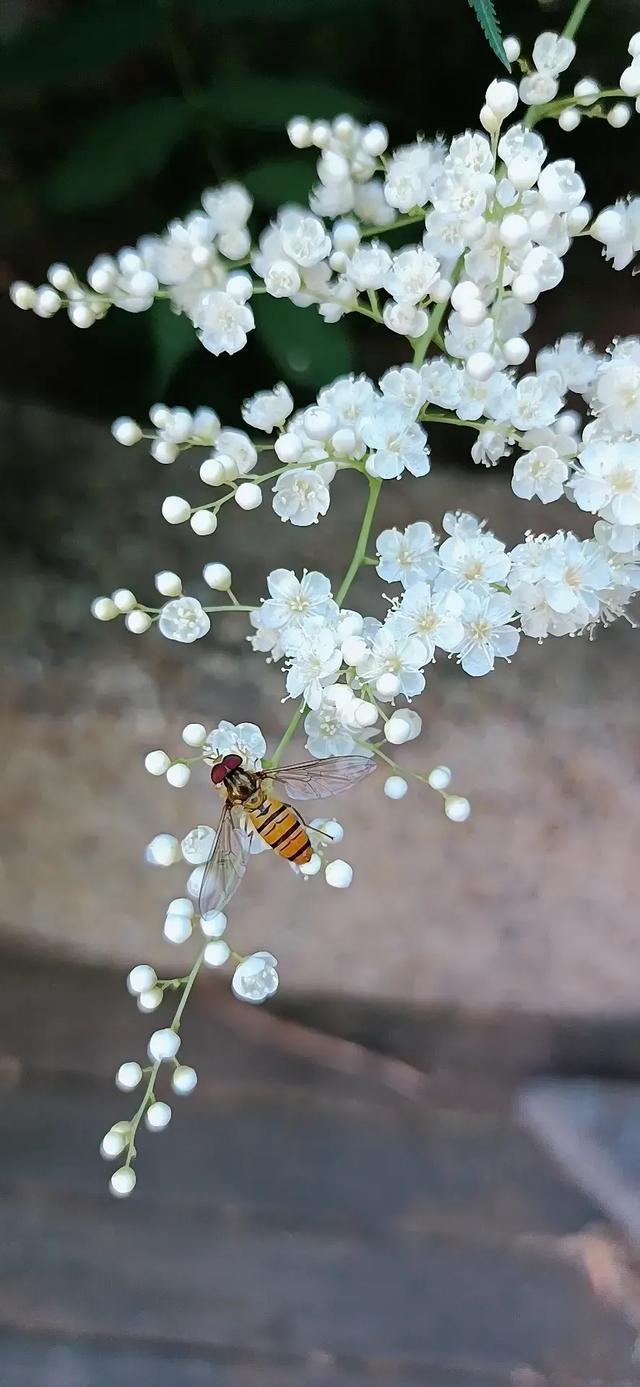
[248,794,312,865]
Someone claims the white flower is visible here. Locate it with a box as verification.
[319,374,377,430]
[532,31,576,76]
[379,365,429,413]
[536,335,601,398]
[375,521,440,586]
[205,720,266,768]
[593,340,640,432]
[388,582,464,660]
[509,372,564,430]
[181,825,215,865]
[456,591,520,676]
[158,596,211,643]
[511,431,574,503]
[304,685,366,757]
[232,952,279,1004]
[384,140,444,212]
[259,568,337,634]
[591,200,640,272]
[279,210,331,267]
[569,440,640,525]
[537,160,585,214]
[438,530,510,590]
[272,468,331,525]
[384,247,440,305]
[241,383,293,432]
[285,628,342,709]
[361,401,430,480]
[193,289,254,355]
[202,182,252,234]
[421,359,463,410]
[540,533,612,615]
[357,626,428,698]
[345,242,392,291]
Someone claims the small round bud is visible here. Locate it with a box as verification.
[68,304,95,329]
[503,35,521,62]
[325,859,353,889]
[204,940,231,967]
[352,701,379,729]
[573,76,599,104]
[376,672,401,699]
[320,819,343,843]
[138,987,162,1012]
[145,1101,172,1131]
[151,440,178,465]
[200,456,226,486]
[558,107,581,132]
[110,1167,136,1197]
[566,204,590,234]
[10,280,36,310]
[182,722,207,746]
[116,1061,143,1091]
[479,104,499,134]
[428,765,452,791]
[200,910,227,938]
[503,336,529,366]
[166,763,191,788]
[444,794,471,823]
[274,433,302,464]
[172,1064,198,1095]
[607,102,631,128]
[101,1128,127,1159]
[111,587,137,613]
[629,32,640,58]
[145,750,171,776]
[303,407,334,441]
[620,64,640,98]
[287,116,312,148]
[384,775,408,800]
[311,119,331,147]
[299,851,322,876]
[162,495,191,525]
[167,897,194,917]
[457,298,487,326]
[451,280,480,310]
[154,570,182,597]
[511,272,539,304]
[127,964,157,996]
[507,155,539,191]
[466,351,496,382]
[146,833,180,866]
[361,122,388,156]
[125,611,151,634]
[342,635,369,666]
[190,510,218,536]
[235,482,262,510]
[35,286,62,317]
[148,1028,181,1062]
[46,263,73,291]
[111,416,142,447]
[499,213,530,248]
[91,596,118,621]
[202,562,232,591]
[555,409,580,435]
[485,79,518,119]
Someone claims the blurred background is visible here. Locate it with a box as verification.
[2,0,640,1382]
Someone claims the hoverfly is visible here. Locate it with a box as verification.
[199,753,376,917]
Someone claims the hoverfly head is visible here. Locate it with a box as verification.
[210,753,242,784]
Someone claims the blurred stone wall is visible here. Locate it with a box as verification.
[1,399,638,1015]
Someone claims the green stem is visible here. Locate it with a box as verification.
[563,0,593,39]
[410,292,454,369]
[270,703,306,768]
[172,946,206,1033]
[336,476,383,606]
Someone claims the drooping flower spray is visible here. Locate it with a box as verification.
[12,3,640,1194]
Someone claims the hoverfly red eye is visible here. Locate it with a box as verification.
[223,753,242,772]
[210,763,227,784]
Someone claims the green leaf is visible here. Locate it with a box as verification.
[0,0,159,88]
[149,301,198,396]
[44,96,189,214]
[206,76,370,130]
[255,296,352,389]
[467,0,510,70]
[244,157,316,209]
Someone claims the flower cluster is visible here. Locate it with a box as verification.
[15,9,640,1194]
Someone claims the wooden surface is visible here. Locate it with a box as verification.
[1,955,639,1386]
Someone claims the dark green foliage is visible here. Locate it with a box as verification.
[467,0,510,69]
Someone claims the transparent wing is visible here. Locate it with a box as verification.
[265,756,376,802]
[198,804,252,917]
